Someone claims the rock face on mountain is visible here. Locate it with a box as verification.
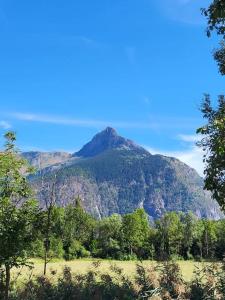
[22,151,72,169]
[25,127,222,220]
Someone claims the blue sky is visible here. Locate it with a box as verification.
[0,0,224,175]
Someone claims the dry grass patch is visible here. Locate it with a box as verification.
[11,259,210,283]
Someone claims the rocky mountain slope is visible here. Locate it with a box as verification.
[24,127,222,219]
[22,151,72,169]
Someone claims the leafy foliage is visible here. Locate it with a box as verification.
[197,95,225,212]
[0,132,40,299]
[202,0,225,75]
[202,0,225,37]
[27,205,225,262]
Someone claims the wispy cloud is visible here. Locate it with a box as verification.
[177,133,199,143]
[146,145,204,176]
[154,0,209,25]
[72,35,103,48]
[0,121,11,130]
[7,111,202,131]
[147,114,202,130]
[9,112,159,130]
[24,33,105,50]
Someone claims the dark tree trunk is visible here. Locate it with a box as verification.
[44,247,47,276]
[5,264,10,300]
[43,238,50,275]
[42,174,56,276]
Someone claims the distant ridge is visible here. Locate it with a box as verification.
[22,151,71,169]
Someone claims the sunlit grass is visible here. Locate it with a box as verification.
[11,259,214,283]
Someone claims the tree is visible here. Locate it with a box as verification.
[214,42,225,75]
[61,197,95,260]
[202,0,225,75]
[214,219,225,258]
[180,212,197,260]
[202,0,225,37]
[155,212,183,260]
[0,132,39,300]
[201,219,217,258]
[95,214,122,258]
[39,173,58,275]
[122,209,149,257]
[197,95,225,212]
[191,219,204,260]
[198,2,225,212]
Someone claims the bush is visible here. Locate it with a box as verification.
[29,237,64,259]
[29,239,45,258]
[189,262,225,300]
[64,240,90,260]
[49,237,64,258]
[117,253,138,261]
[159,261,187,299]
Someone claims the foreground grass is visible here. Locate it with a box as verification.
[8,259,224,299]
[12,259,211,283]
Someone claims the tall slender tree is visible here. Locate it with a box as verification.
[40,173,57,275]
[0,132,39,300]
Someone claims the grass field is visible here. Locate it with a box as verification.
[12,259,210,283]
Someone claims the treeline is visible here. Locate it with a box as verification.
[29,199,225,262]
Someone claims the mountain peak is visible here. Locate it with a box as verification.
[103,127,118,136]
[75,127,144,157]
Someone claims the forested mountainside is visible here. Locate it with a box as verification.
[23,127,222,219]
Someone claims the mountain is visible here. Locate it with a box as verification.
[75,127,147,157]
[24,127,222,220]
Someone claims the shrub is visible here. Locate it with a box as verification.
[64,240,90,260]
[159,261,187,299]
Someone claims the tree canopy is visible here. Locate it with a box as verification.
[197,95,225,212]
[202,0,225,75]
[0,132,40,299]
